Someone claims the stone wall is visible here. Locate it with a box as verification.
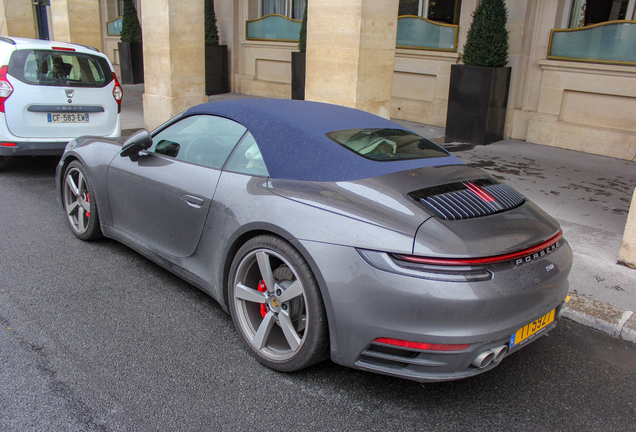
[527,61,636,160]
[50,0,102,49]
[0,0,37,38]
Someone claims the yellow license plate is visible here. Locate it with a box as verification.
[510,309,555,347]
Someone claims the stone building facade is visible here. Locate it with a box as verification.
[2,1,635,161]
[1,0,635,263]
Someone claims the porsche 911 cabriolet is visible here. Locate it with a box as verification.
[56,99,572,382]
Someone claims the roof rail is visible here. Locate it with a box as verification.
[0,36,16,45]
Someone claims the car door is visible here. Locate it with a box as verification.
[107,114,248,258]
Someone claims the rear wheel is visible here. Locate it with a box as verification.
[228,235,329,372]
[62,161,101,240]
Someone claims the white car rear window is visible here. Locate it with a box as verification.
[8,49,112,88]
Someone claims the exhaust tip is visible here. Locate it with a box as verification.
[491,345,508,363]
[471,351,495,369]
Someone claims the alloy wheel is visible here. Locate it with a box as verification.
[232,248,308,362]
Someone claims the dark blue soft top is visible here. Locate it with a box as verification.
[185,99,464,182]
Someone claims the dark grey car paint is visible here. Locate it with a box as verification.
[107,153,221,258]
[270,165,562,257]
[414,201,561,257]
[298,239,571,380]
[56,133,571,382]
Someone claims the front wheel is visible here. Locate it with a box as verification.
[228,235,329,372]
[62,161,102,240]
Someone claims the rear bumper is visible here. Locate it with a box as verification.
[0,111,121,157]
[0,141,68,156]
[299,238,573,382]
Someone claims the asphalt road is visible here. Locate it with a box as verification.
[1,156,635,432]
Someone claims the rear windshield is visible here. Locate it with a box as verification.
[8,49,113,87]
[326,128,450,161]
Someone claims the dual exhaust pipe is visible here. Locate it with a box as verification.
[471,300,569,369]
[471,345,508,369]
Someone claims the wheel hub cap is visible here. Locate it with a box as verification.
[269,297,281,312]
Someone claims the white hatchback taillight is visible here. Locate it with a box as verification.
[112,72,123,113]
[0,65,14,114]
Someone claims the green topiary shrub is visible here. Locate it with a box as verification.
[298,5,307,53]
[205,0,220,46]
[120,0,142,43]
[462,0,509,67]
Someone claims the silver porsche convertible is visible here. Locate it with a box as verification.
[55,99,572,382]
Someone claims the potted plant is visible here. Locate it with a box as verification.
[118,0,144,84]
[291,5,307,100]
[205,0,229,95]
[444,0,510,145]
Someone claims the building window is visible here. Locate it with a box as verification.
[568,0,636,28]
[549,1,636,65]
[398,0,461,25]
[262,0,306,20]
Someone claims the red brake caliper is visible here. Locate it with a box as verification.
[257,279,267,318]
[85,193,90,218]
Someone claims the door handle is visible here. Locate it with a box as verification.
[181,194,205,208]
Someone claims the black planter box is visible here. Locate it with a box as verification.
[291,51,305,100]
[205,45,229,95]
[118,41,144,84]
[445,64,511,145]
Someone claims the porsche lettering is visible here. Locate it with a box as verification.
[515,242,559,266]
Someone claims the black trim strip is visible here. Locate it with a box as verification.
[27,105,104,113]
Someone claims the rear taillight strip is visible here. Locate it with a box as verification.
[395,230,563,266]
[374,338,471,352]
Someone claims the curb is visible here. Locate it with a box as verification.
[562,292,636,343]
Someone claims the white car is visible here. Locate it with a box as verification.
[0,36,122,158]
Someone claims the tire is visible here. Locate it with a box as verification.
[228,235,329,372]
[62,160,102,240]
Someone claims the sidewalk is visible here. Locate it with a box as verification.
[120,84,636,343]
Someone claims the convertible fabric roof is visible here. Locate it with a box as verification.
[185,99,464,182]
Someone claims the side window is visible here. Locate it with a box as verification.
[224,132,269,177]
[150,115,247,169]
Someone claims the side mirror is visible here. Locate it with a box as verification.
[121,129,152,161]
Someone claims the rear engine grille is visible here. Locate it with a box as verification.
[408,179,525,221]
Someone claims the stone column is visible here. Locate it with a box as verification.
[619,189,636,268]
[50,0,102,49]
[509,0,561,140]
[140,0,207,131]
[0,0,37,38]
[304,0,399,119]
